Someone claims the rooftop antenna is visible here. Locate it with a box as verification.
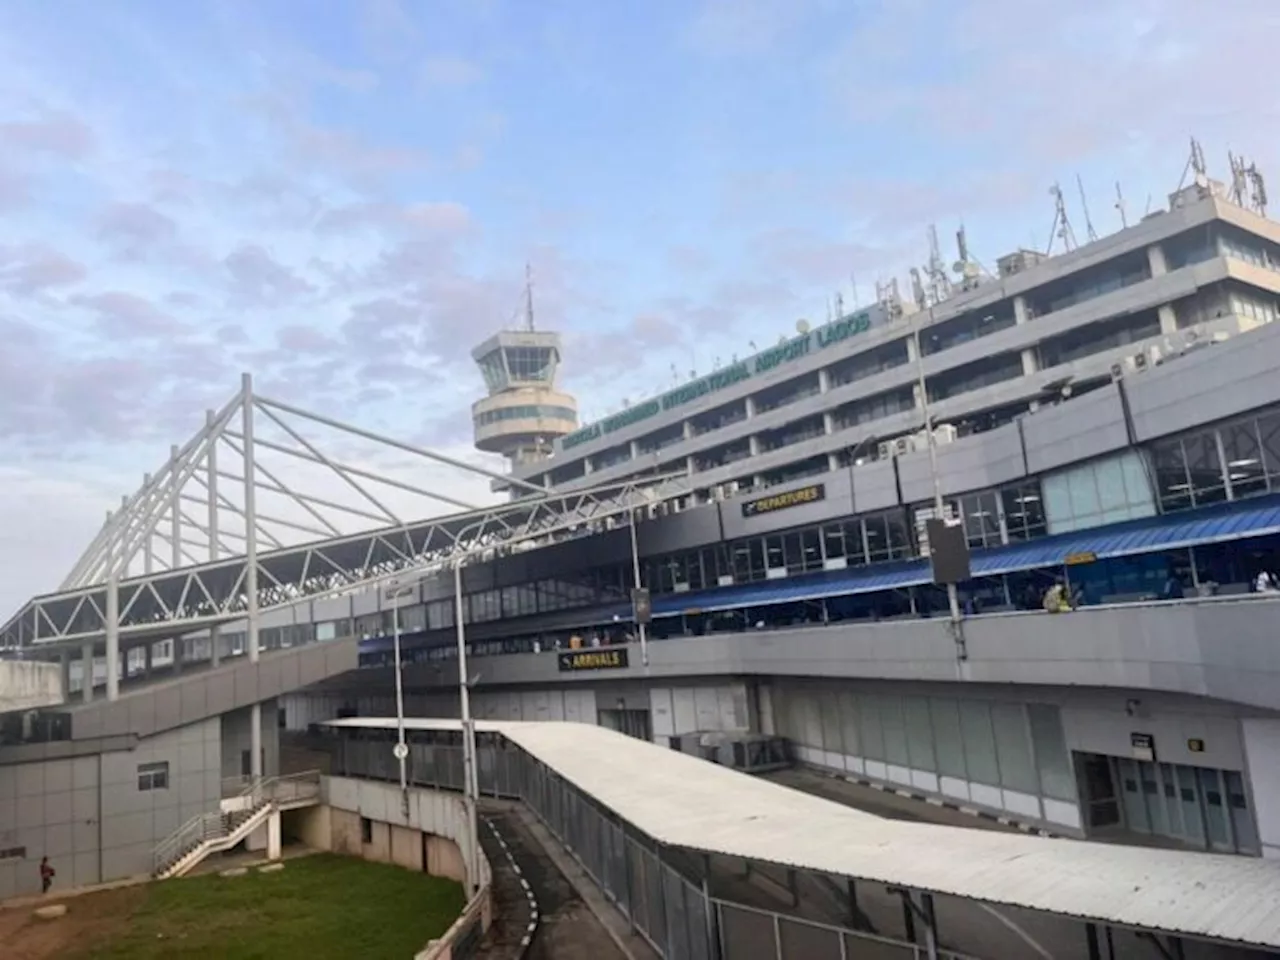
[523,262,535,332]
[834,291,844,320]
[1046,183,1077,255]
[925,224,952,305]
[952,224,982,290]
[1076,174,1099,243]
[1176,136,1209,194]
[1229,151,1270,217]
[850,272,860,308]
[1114,181,1128,229]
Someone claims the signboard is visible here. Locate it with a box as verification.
[926,519,971,585]
[1187,738,1205,753]
[631,587,652,625]
[0,846,25,861]
[741,484,826,519]
[1065,552,1098,566]
[558,648,630,673]
[1130,732,1156,763]
[561,311,875,449]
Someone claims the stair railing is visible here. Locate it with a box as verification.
[152,811,224,875]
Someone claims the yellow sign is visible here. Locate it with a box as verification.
[742,484,826,518]
[1064,551,1097,566]
[558,648,629,672]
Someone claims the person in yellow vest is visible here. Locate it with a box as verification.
[1042,580,1072,613]
[568,634,583,650]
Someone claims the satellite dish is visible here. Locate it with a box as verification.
[796,319,811,335]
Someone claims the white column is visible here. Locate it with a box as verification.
[1158,304,1179,334]
[170,443,181,569]
[207,409,221,669]
[242,376,263,780]
[1147,242,1169,278]
[142,473,154,575]
[267,810,282,860]
[105,575,120,701]
[81,642,94,703]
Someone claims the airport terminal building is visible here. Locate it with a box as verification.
[4,163,1280,942]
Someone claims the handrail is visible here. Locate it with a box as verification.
[152,810,223,874]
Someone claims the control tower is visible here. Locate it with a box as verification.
[471,271,578,469]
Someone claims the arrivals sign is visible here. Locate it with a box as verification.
[558,648,630,673]
[561,311,875,450]
[741,483,826,518]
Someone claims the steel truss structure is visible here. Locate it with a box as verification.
[2,374,686,650]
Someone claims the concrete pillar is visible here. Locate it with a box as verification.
[144,643,153,676]
[748,435,761,457]
[58,649,71,699]
[210,625,221,668]
[1147,242,1169,278]
[1021,348,1038,375]
[822,411,835,435]
[1013,294,1030,325]
[173,638,183,675]
[251,702,263,779]
[827,452,840,472]
[105,577,120,702]
[81,642,94,703]
[267,810,282,860]
[905,334,919,362]
[1158,303,1178,334]
[628,440,639,461]
[683,420,694,440]
[818,368,830,392]
[744,396,756,417]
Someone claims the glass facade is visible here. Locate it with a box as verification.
[476,404,576,426]
[1152,409,1280,512]
[1042,450,1157,534]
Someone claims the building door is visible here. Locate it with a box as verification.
[1075,753,1121,828]
[1096,753,1258,855]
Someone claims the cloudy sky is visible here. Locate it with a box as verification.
[1,0,1276,616]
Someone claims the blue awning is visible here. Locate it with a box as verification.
[654,495,1280,617]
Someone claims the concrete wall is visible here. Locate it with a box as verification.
[63,639,359,742]
[0,716,221,898]
[219,701,280,781]
[399,597,1280,714]
[768,676,1263,834]
[304,776,483,889]
[0,661,63,713]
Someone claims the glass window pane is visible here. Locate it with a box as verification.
[1223,422,1268,498]
[1027,704,1074,801]
[991,702,1038,794]
[822,524,846,560]
[903,697,936,772]
[1260,413,1280,482]
[1184,433,1226,505]
[958,700,999,786]
[930,698,967,779]
[1153,440,1192,511]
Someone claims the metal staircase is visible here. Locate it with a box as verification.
[152,770,321,880]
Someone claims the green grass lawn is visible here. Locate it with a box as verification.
[70,854,467,960]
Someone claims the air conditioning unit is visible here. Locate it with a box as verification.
[877,440,894,460]
[726,480,741,496]
[932,423,959,446]
[893,436,914,457]
[712,485,726,502]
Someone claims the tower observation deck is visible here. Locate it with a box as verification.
[471,278,578,469]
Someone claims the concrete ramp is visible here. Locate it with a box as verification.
[0,660,63,712]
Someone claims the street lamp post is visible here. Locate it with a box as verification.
[382,579,415,819]
[453,559,480,896]
[627,505,650,668]
[912,317,965,651]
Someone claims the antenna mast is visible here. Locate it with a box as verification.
[523,262,535,332]
[1114,181,1128,229]
[1046,183,1078,255]
[1076,174,1099,243]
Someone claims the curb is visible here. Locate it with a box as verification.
[482,815,540,956]
[815,769,1062,838]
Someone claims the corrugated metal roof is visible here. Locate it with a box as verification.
[325,716,1280,949]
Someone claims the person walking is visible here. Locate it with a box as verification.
[40,856,55,894]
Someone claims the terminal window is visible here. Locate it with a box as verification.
[137,761,170,792]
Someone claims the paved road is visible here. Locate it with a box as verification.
[481,807,629,960]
